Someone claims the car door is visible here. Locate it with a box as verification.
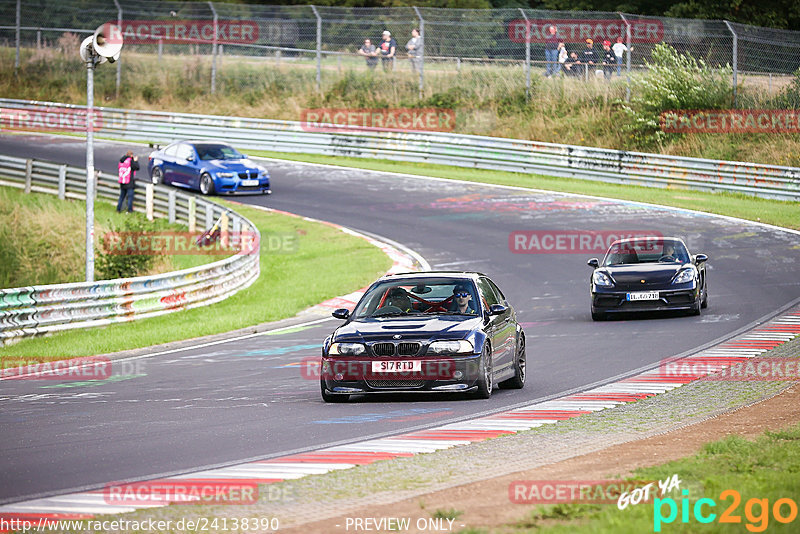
[160,143,179,183]
[476,277,512,375]
[487,277,516,373]
[173,143,199,188]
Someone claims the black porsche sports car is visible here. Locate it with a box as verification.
[588,237,708,321]
[320,272,526,402]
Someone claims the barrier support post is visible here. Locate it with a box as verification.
[145,183,154,221]
[58,165,66,199]
[188,197,196,232]
[24,159,32,193]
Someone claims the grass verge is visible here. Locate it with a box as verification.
[0,186,211,287]
[252,150,800,231]
[1,199,391,358]
[511,422,800,533]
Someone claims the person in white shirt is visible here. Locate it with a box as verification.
[557,42,567,76]
[612,37,628,76]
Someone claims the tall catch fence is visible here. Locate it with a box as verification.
[1,0,799,100]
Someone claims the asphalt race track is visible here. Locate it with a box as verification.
[2,134,799,504]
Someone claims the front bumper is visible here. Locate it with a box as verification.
[320,353,482,395]
[591,287,699,314]
[215,176,271,194]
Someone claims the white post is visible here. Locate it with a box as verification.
[208,1,218,94]
[518,8,530,99]
[85,59,96,282]
[145,183,154,221]
[413,6,425,98]
[113,0,122,97]
[310,5,322,92]
[58,164,66,199]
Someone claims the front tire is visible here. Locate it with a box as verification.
[199,173,215,196]
[151,167,164,185]
[701,280,708,309]
[499,333,525,389]
[471,346,493,399]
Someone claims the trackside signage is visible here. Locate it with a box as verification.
[507,19,663,43]
[509,231,663,254]
[117,20,259,44]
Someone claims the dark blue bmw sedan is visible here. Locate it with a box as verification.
[148,141,271,195]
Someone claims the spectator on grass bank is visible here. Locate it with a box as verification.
[544,25,558,77]
[116,150,138,213]
[612,37,628,76]
[582,38,597,78]
[379,30,397,72]
[406,28,423,73]
[564,52,581,77]
[602,40,616,79]
[557,42,567,76]
[358,38,378,70]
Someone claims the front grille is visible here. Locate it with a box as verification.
[366,379,426,389]
[398,342,421,356]
[372,343,395,356]
[238,172,250,180]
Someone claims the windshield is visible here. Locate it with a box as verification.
[352,278,480,318]
[194,144,244,161]
[603,238,690,266]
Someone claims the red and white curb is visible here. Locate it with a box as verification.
[3,310,799,527]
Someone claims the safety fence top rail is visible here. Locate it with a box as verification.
[0,150,261,343]
[2,97,798,200]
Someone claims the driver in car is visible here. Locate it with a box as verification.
[450,285,476,314]
[384,287,414,312]
[662,243,687,262]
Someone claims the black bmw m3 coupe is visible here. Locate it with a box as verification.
[588,237,708,321]
[320,272,526,402]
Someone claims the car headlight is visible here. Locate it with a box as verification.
[592,270,613,287]
[328,342,366,356]
[672,268,696,285]
[427,340,474,355]
[216,172,235,178]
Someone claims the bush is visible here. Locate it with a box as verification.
[96,216,161,280]
[770,67,800,109]
[620,43,732,148]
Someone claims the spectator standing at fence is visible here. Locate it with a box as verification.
[358,38,378,70]
[602,40,616,79]
[581,39,597,78]
[564,52,581,77]
[612,37,628,76]
[557,42,567,76]
[116,150,138,214]
[544,25,558,77]
[379,30,397,72]
[406,28,423,73]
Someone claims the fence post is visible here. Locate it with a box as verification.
[413,6,425,98]
[168,190,176,223]
[220,212,229,249]
[158,39,163,61]
[310,5,322,92]
[188,197,196,232]
[58,164,66,199]
[205,204,213,229]
[15,0,20,70]
[518,8,531,99]
[208,1,218,94]
[723,20,738,106]
[619,13,632,103]
[113,0,122,98]
[145,183,154,221]
[24,159,32,193]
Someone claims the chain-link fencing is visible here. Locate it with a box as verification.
[1,0,799,103]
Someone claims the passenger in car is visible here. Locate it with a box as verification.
[385,287,413,312]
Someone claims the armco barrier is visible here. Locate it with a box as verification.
[2,98,799,201]
[0,154,260,345]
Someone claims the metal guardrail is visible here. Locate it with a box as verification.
[2,98,798,201]
[0,153,260,345]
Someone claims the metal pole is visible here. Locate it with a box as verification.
[518,8,530,99]
[113,0,122,97]
[85,57,96,282]
[723,20,737,106]
[413,6,424,98]
[208,1,218,94]
[620,13,632,102]
[310,5,321,92]
[15,0,20,70]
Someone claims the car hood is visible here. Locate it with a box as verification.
[604,263,687,286]
[204,159,262,173]
[334,315,483,343]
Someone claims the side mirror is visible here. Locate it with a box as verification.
[489,304,507,315]
[694,253,708,264]
[187,154,195,162]
[332,308,350,320]
[587,258,599,268]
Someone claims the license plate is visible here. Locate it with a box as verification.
[240,179,259,187]
[627,291,660,301]
[371,360,422,373]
